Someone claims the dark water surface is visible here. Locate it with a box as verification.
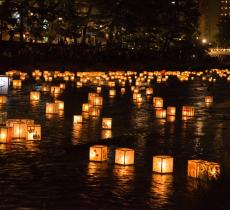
[0,76,230,209]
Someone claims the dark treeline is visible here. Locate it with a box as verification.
[0,0,220,69]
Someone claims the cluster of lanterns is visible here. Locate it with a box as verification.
[89,145,220,180]
[2,68,226,182]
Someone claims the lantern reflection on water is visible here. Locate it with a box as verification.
[0,95,7,104]
[115,148,135,165]
[153,97,164,108]
[0,112,7,125]
[102,118,112,130]
[89,107,100,117]
[0,127,12,143]
[205,96,213,104]
[121,88,125,95]
[27,124,41,140]
[89,145,108,161]
[55,100,64,111]
[82,103,90,112]
[152,155,174,173]
[30,91,40,101]
[101,129,112,139]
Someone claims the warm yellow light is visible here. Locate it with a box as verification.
[167,107,176,116]
[89,145,108,161]
[102,118,112,129]
[30,91,40,101]
[152,155,174,173]
[73,115,82,124]
[153,97,164,108]
[115,148,135,165]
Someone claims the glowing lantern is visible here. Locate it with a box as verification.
[46,103,59,114]
[155,109,166,119]
[101,130,112,139]
[121,88,126,94]
[41,84,50,92]
[27,124,41,140]
[152,155,174,173]
[73,115,82,124]
[51,86,61,94]
[182,106,195,117]
[187,160,220,180]
[96,87,101,94]
[109,89,116,98]
[60,83,65,90]
[0,95,7,104]
[91,96,103,107]
[115,148,135,165]
[30,91,40,101]
[146,87,153,95]
[136,97,142,104]
[89,145,108,161]
[12,80,22,88]
[55,100,64,111]
[89,107,100,117]
[0,127,12,143]
[167,106,176,116]
[102,118,112,129]
[11,122,27,139]
[153,97,164,108]
[205,96,213,104]
[82,103,90,112]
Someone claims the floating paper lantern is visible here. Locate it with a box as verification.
[55,100,64,111]
[27,124,41,140]
[205,96,213,104]
[136,97,142,104]
[153,97,164,108]
[11,122,27,139]
[0,95,7,104]
[12,80,22,88]
[30,91,40,101]
[41,84,50,92]
[46,103,59,114]
[89,145,108,161]
[121,88,125,94]
[91,96,103,107]
[182,106,195,117]
[82,103,90,112]
[60,83,66,90]
[109,89,116,98]
[167,106,176,116]
[152,155,174,173]
[155,109,166,119]
[89,107,100,117]
[96,87,101,94]
[102,118,112,130]
[0,127,12,143]
[51,86,61,94]
[187,160,220,180]
[73,115,82,124]
[146,87,153,95]
[115,148,135,165]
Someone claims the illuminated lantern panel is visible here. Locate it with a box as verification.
[51,86,61,94]
[27,124,41,140]
[30,91,40,101]
[82,103,90,112]
[153,97,164,108]
[88,93,99,102]
[205,96,213,104]
[41,84,50,92]
[146,87,153,95]
[0,112,7,125]
[121,88,126,94]
[90,96,103,107]
[188,160,220,180]
[96,87,102,94]
[0,95,7,104]
[152,155,174,174]
[55,100,64,111]
[155,109,166,119]
[115,148,135,165]
[0,127,12,143]
[182,106,195,117]
[73,115,82,124]
[102,118,112,130]
[89,107,100,117]
[60,83,66,90]
[136,96,142,104]
[109,89,116,98]
[89,145,108,161]
[11,122,27,139]
[167,106,176,116]
[46,103,59,114]
[12,80,22,88]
